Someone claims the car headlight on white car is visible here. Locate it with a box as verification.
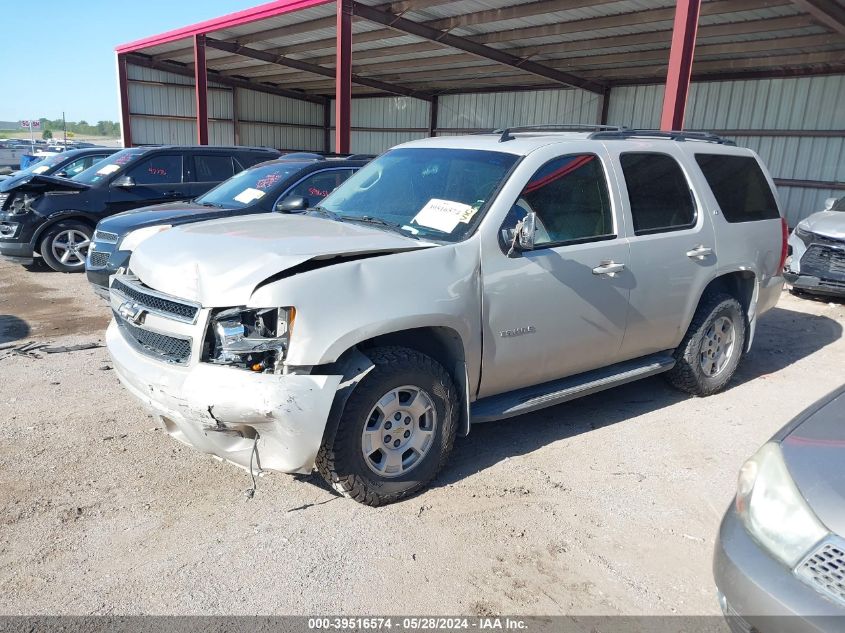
[119,224,172,252]
[205,306,295,372]
[735,442,829,567]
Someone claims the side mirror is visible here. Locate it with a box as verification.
[824,197,837,211]
[275,195,308,213]
[507,212,537,257]
[112,175,135,188]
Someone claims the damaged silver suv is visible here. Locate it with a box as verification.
[106,127,787,506]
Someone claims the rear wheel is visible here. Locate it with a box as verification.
[316,346,458,506]
[39,221,92,273]
[666,293,746,396]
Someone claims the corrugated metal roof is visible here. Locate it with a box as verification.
[124,0,845,98]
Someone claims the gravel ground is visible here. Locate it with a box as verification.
[1,257,844,616]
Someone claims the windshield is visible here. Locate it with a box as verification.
[195,162,303,208]
[833,197,845,212]
[72,148,146,185]
[23,153,67,176]
[320,147,518,242]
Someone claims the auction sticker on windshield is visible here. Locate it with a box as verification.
[234,187,266,204]
[97,164,121,176]
[412,198,478,233]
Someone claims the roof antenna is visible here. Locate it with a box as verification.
[497,128,515,142]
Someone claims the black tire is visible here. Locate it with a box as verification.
[665,293,747,397]
[39,220,93,273]
[316,346,458,506]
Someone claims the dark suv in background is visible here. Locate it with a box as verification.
[0,145,279,272]
[86,156,368,295]
[0,147,117,186]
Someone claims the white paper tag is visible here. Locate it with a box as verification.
[97,164,121,175]
[233,187,266,204]
[411,198,477,233]
[32,165,50,174]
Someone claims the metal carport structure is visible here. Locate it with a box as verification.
[115,0,845,224]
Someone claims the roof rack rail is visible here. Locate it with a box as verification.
[495,124,625,142]
[588,129,735,145]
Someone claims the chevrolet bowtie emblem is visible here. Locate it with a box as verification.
[118,301,147,325]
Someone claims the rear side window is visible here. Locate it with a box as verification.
[195,155,236,182]
[620,153,696,235]
[695,154,780,222]
[127,155,183,185]
[239,153,274,169]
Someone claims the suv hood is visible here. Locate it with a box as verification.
[798,211,845,240]
[130,213,434,306]
[780,387,845,537]
[0,173,91,194]
[97,201,241,235]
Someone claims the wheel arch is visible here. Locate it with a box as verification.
[316,326,472,449]
[31,211,98,253]
[691,269,758,352]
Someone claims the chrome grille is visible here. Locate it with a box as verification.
[88,251,109,268]
[801,245,845,282]
[0,193,8,209]
[796,539,845,607]
[111,278,199,323]
[94,230,118,243]
[114,312,191,364]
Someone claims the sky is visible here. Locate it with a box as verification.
[0,0,262,124]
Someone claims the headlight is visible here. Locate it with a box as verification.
[206,306,295,372]
[735,442,828,567]
[119,225,172,251]
[794,225,814,244]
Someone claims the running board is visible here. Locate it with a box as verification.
[471,352,676,424]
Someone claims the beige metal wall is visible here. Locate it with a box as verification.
[607,75,845,226]
[126,64,323,150]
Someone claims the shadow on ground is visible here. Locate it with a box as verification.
[442,305,842,487]
[0,315,31,344]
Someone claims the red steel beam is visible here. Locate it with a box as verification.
[194,34,209,145]
[117,53,132,147]
[336,0,353,154]
[660,0,701,130]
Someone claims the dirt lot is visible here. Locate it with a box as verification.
[1,257,844,616]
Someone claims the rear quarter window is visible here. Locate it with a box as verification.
[695,154,780,222]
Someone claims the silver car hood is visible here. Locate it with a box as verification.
[780,388,845,537]
[798,211,845,240]
[129,213,432,306]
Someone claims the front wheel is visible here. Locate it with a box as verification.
[316,346,458,506]
[39,221,93,273]
[665,293,747,396]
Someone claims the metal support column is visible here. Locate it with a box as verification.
[117,53,132,148]
[335,0,352,154]
[194,33,209,145]
[660,0,701,130]
[428,95,438,137]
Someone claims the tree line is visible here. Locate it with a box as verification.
[39,118,121,137]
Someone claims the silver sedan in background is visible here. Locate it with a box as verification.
[714,385,845,632]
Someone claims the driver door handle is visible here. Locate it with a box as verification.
[592,261,625,276]
[686,245,714,259]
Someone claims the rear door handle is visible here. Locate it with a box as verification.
[592,261,625,276]
[686,245,714,259]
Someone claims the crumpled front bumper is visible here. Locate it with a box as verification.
[107,321,342,474]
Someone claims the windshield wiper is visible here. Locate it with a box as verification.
[340,215,419,239]
[305,205,343,221]
[197,201,220,208]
